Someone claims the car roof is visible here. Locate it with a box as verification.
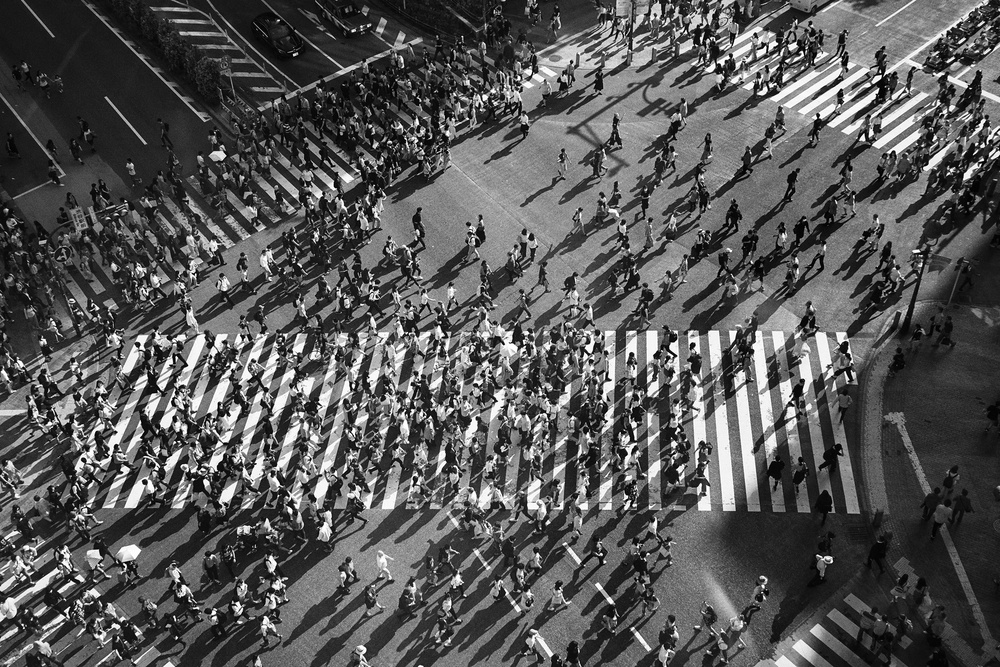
[254,12,284,24]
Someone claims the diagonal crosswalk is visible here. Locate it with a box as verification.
[85,329,861,514]
[772,592,916,667]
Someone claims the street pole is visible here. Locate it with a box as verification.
[946,258,968,308]
[900,246,929,334]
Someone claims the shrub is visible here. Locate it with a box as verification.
[140,9,161,44]
[194,57,222,104]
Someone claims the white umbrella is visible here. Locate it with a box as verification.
[116,545,141,563]
[209,150,227,163]
[85,550,102,567]
[500,342,519,361]
[0,598,17,620]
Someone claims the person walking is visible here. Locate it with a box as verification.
[930,500,952,540]
[375,550,395,582]
[215,273,233,307]
[940,466,960,499]
[557,148,568,180]
[808,113,823,146]
[920,487,942,521]
[783,169,800,202]
[949,489,973,526]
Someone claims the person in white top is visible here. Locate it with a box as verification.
[375,551,395,582]
[546,581,570,611]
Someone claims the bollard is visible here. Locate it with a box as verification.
[651,46,657,62]
[626,49,633,65]
[576,52,581,67]
[872,508,884,530]
[599,51,606,69]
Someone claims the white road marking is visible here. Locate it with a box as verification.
[19,0,54,37]
[0,89,65,178]
[105,96,147,144]
[81,0,210,121]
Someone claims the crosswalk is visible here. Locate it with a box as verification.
[86,329,860,514]
[773,592,916,667]
[722,29,997,173]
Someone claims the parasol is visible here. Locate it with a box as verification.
[116,545,141,563]
[85,550,102,567]
[209,150,227,163]
[500,342,519,361]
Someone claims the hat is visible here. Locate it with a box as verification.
[354,646,367,655]
[758,575,769,585]
[821,556,834,564]
[528,629,539,637]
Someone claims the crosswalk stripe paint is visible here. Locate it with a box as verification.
[97,330,861,513]
[645,330,661,510]
[707,331,736,510]
[872,93,929,148]
[806,67,869,117]
[733,340,760,511]
[783,64,847,109]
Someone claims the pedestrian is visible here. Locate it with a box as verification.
[215,273,234,307]
[864,535,889,573]
[693,601,718,633]
[815,490,833,525]
[940,465,960,499]
[930,499,952,540]
[363,583,385,616]
[375,550,395,582]
[557,148,568,180]
[808,113,823,145]
[766,456,785,491]
[920,487,942,520]
[783,168,800,202]
[519,629,547,664]
[950,489,973,525]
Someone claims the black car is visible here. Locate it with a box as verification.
[315,0,372,36]
[252,12,305,57]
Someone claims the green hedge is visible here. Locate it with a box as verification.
[100,0,222,104]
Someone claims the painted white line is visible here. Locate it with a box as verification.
[261,36,422,111]
[19,0,54,37]
[260,0,345,68]
[375,16,387,37]
[446,512,491,570]
[104,96,147,145]
[534,635,554,659]
[0,410,22,416]
[884,412,995,648]
[593,582,615,605]
[178,30,224,37]
[81,0,210,122]
[820,0,844,11]
[631,626,652,651]
[875,0,918,27]
[203,0,296,89]
[946,75,1000,104]
[0,90,65,177]
[12,181,56,199]
[563,544,582,565]
[170,18,216,24]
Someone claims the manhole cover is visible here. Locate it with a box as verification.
[994,519,1000,534]
[548,54,563,62]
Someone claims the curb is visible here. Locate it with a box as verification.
[855,300,991,667]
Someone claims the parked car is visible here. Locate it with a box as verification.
[315,0,372,36]
[252,12,305,57]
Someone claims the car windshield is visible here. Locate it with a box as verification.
[339,4,361,16]
[268,22,292,40]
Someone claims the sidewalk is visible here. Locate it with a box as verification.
[859,300,1000,667]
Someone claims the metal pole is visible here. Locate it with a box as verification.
[900,247,928,334]
[946,259,966,308]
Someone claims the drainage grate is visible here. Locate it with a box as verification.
[846,522,869,543]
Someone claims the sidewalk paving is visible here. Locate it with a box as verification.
[860,300,1000,667]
